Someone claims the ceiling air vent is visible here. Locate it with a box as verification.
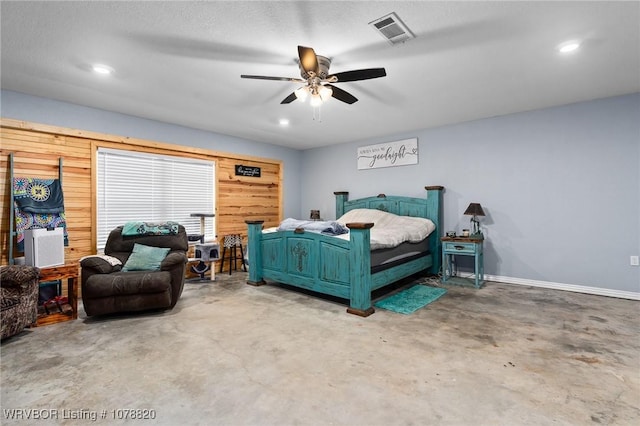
[369,12,415,45]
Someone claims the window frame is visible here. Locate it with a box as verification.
[96,147,216,252]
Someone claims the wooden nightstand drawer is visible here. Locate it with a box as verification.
[443,242,478,254]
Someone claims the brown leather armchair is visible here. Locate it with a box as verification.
[1,265,40,340]
[81,224,188,317]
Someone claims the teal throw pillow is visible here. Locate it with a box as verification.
[122,243,171,272]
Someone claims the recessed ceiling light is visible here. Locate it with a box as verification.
[558,41,580,54]
[92,64,114,75]
[279,119,290,126]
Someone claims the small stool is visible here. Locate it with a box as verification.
[219,234,246,275]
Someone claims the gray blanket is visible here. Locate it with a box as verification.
[277,218,349,236]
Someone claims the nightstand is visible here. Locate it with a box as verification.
[441,237,484,288]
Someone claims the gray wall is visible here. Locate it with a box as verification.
[300,94,640,294]
[0,90,303,219]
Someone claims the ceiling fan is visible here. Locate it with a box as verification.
[241,45,386,106]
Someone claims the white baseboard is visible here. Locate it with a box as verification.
[484,274,640,301]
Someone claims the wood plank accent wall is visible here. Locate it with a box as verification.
[1,118,283,271]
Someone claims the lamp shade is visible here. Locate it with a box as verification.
[464,203,485,217]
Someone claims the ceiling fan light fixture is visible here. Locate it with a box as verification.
[309,94,323,107]
[294,86,309,102]
[318,85,333,102]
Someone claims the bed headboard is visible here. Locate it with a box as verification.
[334,186,444,273]
[334,186,444,222]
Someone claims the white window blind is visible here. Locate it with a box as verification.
[96,148,215,251]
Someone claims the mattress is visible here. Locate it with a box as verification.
[370,238,430,272]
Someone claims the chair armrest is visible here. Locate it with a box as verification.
[80,255,123,274]
[161,251,188,270]
[0,265,40,288]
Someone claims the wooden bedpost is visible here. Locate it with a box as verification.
[345,222,375,317]
[245,220,266,286]
[425,186,444,275]
[334,191,349,219]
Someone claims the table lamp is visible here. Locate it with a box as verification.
[464,202,485,239]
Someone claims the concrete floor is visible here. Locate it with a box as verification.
[1,273,639,425]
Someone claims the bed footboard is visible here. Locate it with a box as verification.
[245,220,377,315]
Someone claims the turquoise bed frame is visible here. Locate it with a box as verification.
[245,186,444,316]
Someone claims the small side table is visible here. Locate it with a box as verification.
[37,263,78,326]
[441,237,484,288]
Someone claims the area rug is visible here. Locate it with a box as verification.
[374,285,447,314]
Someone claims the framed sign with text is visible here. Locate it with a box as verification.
[235,165,261,177]
[357,138,418,170]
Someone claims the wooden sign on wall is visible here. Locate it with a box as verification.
[235,165,261,177]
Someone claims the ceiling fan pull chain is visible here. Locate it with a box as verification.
[313,105,322,122]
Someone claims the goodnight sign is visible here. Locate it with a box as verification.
[235,165,261,177]
[357,138,418,170]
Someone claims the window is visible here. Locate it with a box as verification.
[96,148,215,251]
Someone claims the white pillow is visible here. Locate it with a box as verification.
[337,208,392,225]
[337,208,435,249]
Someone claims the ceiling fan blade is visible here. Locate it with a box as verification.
[298,45,319,75]
[325,84,358,104]
[241,75,305,82]
[280,92,298,104]
[329,68,387,83]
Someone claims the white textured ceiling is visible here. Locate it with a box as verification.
[1,1,639,150]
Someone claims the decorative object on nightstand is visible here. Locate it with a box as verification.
[310,210,321,220]
[463,202,485,239]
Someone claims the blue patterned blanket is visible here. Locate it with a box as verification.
[122,221,180,236]
[13,178,64,213]
[13,178,68,251]
[277,218,349,236]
